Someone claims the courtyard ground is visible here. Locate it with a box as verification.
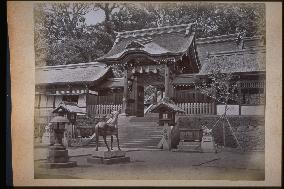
[34,145,264,180]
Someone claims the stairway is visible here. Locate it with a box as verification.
[98,115,163,150]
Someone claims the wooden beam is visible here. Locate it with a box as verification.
[122,69,129,115]
[153,87,158,104]
[164,63,170,98]
[238,81,242,115]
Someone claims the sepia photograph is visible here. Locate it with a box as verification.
[33,2,266,180]
[7,1,282,186]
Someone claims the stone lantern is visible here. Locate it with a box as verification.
[150,97,185,150]
[42,101,85,168]
[44,115,77,168]
[52,101,86,145]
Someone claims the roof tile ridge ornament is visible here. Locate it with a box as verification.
[185,23,194,36]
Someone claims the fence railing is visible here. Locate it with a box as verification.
[177,102,215,115]
[240,80,265,89]
[87,104,122,118]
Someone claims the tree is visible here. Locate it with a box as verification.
[34,3,114,66]
[93,3,120,35]
[142,2,265,38]
[111,3,158,32]
[34,2,265,66]
[194,66,242,151]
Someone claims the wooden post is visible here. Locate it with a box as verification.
[222,117,226,147]
[164,63,170,98]
[122,68,129,115]
[153,87,158,104]
[238,81,242,115]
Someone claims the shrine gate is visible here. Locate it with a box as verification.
[97,24,200,117]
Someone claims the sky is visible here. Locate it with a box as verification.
[84,9,105,25]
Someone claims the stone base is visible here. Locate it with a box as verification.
[176,141,201,152]
[87,156,130,165]
[92,150,126,159]
[48,146,69,163]
[40,161,77,169]
[87,150,130,164]
[201,136,216,153]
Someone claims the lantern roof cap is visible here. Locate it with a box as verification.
[149,97,185,113]
[52,101,86,114]
[50,116,70,123]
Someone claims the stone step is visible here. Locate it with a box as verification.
[84,116,164,149]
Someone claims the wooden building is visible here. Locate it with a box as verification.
[35,23,266,128]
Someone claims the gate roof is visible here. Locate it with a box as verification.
[97,24,200,69]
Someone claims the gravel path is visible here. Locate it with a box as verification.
[34,147,264,180]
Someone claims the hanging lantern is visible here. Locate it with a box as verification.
[145,66,150,73]
[132,67,136,74]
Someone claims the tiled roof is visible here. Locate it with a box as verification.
[98,24,196,62]
[35,62,110,85]
[172,74,197,85]
[198,48,266,75]
[150,97,185,113]
[97,78,124,89]
[195,34,265,65]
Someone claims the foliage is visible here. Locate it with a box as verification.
[34,2,265,67]
[111,3,158,32]
[195,72,239,105]
[34,3,114,66]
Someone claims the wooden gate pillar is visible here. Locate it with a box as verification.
[153,87,158,104]
[122,68,129,115]
[164,63,170,98]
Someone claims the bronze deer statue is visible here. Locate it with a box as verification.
[94,111,121,151]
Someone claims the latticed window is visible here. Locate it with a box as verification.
[241,88,265,105]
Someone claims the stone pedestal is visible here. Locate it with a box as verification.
[201,135,216,153]
[87,150,130,164]
[175,141,201,152]
[41,145,77,168]
[157,125,172,150]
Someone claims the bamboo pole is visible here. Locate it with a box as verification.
[225,116,243,152]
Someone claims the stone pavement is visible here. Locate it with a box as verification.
[34,146,264,180]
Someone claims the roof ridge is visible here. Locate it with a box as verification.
[36,62,105,70]
[115,23,194,41]
[116,23,192,34]
[196,33,237,41]
[208,47,266,57]
[196,34,264,44]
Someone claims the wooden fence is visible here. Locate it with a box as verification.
[87,104,122,118]
[177,103,215,115]
[87,103,215,117]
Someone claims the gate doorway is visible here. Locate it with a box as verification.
[126,66,165,117]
